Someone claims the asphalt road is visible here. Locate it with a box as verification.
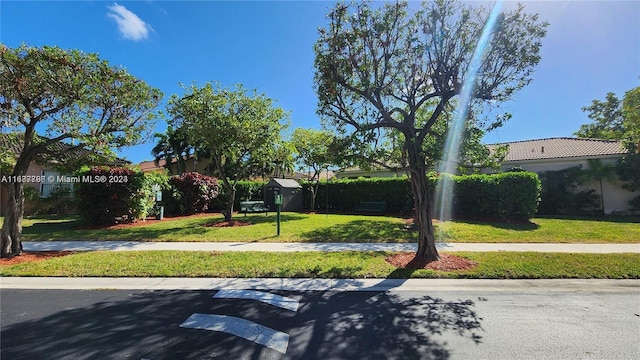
[1,288,639,359]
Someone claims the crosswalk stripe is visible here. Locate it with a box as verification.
[179,313,290,354]
[213,289,299,312]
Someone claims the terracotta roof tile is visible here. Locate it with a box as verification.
[488,137,627,162]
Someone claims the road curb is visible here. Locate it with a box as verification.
[2,277,638,292]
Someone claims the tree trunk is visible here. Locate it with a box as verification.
[1,182,25,258]
[408,168,439,263]
[222,179,235,222]
[310,182,319,211]
[406,143,439,264]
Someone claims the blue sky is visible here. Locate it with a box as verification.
[1,1,639,165]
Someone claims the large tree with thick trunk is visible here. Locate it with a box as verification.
[0,45,162,258]
[314,0,548,263]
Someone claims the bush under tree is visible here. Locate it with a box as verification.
[167,172,219,215]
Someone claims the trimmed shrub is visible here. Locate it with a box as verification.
[303,177,415,213]
[75,167,146,225]
[453,172,540,220]
[167,172,219,215]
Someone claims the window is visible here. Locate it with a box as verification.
[40,170,73,198]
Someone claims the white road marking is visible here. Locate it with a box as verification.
[179,313,290,354]
[213,289,299,312]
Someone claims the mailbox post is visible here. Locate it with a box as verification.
[274,193,283,236]
[152,184,164,220]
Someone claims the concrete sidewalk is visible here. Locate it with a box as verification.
[22,241,640,253]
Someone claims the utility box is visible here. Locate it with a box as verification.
[265,178,303,212]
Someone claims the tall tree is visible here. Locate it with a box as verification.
[621,86,640,153]
[314,0,548,262]
[168,82,288,221]
[575,92,624,140]
[292,128,336,210]
[575,86,640,152]
[0,44,162,258]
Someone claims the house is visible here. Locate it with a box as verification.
[487,137,636,214]
[0,133,128,216]
[138,157,209,174]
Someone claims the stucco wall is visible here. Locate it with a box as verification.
[497,155,637,214]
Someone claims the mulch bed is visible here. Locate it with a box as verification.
[0,251,77,266]
[78,213,217,230]
[386,252,477,271]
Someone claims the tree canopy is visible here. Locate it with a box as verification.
[0,44,162,257]
[575,86,640,153]
[292,128,339,210]
[314,0,548,262]
[167,82,288,221]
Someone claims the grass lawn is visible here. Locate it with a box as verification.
[1,251,638,279]
[7,213,640,243]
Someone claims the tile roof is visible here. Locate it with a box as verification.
[488,137,628,162]
[0,133,128,165]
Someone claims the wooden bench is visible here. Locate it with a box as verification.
[355,201,387,213]
[239,201,270,216]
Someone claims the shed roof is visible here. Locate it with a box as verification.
[488,137,627,162]
[268,178,302,188]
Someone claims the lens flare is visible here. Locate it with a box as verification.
[434,1,504,225]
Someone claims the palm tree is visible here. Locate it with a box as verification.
[151,126,192,174]
[579,159,617,215]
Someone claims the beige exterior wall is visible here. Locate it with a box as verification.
[335,168,406,179]
[494,155,637,214]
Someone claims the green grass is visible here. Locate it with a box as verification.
[436,217,640,243]
[1,251,638,279]
[12,213,416,242]
[8,213,640,243]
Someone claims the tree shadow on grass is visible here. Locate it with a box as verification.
[219,212,308,225]
[300,220,417,243]
[453,220,540,231]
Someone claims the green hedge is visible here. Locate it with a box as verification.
[303,172,540,220]
[302,177,415,212]
[453,172,541,220]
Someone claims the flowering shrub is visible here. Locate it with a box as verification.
[168,172,219,214]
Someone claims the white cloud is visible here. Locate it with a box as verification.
[107,3,152,41]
